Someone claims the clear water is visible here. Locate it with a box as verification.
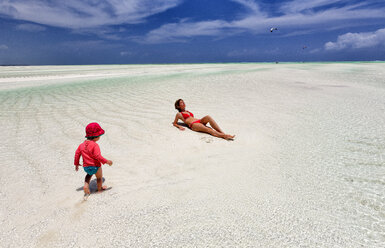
[0,63,384,247]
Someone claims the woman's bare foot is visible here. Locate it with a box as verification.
[223,134,235,140]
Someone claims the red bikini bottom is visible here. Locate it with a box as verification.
[189,119,201,128]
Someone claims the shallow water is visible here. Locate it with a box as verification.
[0,63,384,247]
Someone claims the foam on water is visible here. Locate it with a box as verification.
[0,63,384,247]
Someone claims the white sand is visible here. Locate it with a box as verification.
[0,63,384,247]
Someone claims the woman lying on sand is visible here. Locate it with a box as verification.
[173,99,235,140]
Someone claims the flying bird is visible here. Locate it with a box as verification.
[302,46,307,49]
[270,27,278,32]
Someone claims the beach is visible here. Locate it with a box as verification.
[0,62,384,247]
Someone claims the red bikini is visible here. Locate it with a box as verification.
[181,111,201,128]
[181,111,194,119]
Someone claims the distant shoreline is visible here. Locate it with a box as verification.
[1,60,384,66]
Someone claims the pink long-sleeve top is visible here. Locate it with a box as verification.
[74,140,108,167]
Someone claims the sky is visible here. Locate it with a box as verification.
[0,0,385,65]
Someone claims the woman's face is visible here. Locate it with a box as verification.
[179,100,186,110]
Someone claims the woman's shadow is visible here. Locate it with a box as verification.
[177,122,189,128]
[76,178,112,194]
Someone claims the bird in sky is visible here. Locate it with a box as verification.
[270,27,278,32]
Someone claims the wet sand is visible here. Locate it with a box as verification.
[0,63,384,247]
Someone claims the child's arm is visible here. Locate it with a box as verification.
[92,143,111,165]
[105,160,113,166]
[74,146,81,171]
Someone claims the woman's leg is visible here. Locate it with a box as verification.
[95,167,107,191]
[191,123,234,140]
[200,115,224,133]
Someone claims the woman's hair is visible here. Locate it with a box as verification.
[174,99,183,112]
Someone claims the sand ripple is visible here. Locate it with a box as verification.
[0,63,384,247]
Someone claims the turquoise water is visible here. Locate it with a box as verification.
[0,63,384,247]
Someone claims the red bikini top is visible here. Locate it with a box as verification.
[181,111,194,119]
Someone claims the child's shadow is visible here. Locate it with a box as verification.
[76,178,109,194]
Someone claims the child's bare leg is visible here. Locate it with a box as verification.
[95,167,107,191]
[84,174,92,194]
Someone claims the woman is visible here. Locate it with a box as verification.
[173,99,235,140]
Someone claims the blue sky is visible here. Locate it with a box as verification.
[0,0,384,64]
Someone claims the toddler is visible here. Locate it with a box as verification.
[74,122,113,198]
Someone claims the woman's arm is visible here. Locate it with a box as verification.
[173,113,185,130]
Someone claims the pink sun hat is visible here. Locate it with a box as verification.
[85,122,105,138]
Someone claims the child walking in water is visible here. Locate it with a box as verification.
[74,122,113,198]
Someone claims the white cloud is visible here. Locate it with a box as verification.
[0,0,182,29]
[16,23,46,32]
[279,0,385,14]
[280,0,344,14]
[325,28,385,50]
[71,28,123,41]
[141,0,385,43]
[60,40,121,50]
[230,0,264,16]
[0,44,8,50]
[309,48,321,54]
[120,51,132,56]
[142,20,231,43]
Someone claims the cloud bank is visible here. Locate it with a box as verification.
[142,0,385,43]
[1,0,385,46]
[325,28,385,50]
[0,0,182,29]
[16,23,46,32]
